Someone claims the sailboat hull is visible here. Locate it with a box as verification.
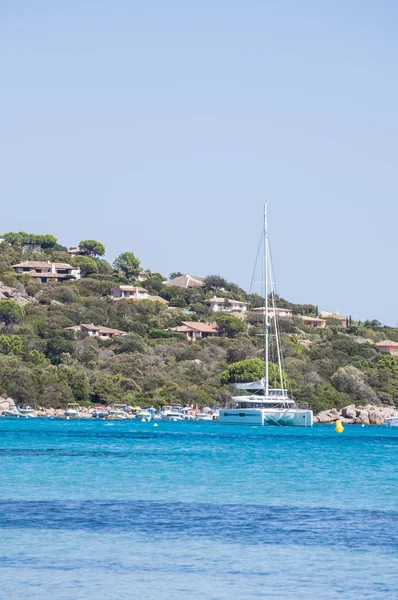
[219,408,313,427]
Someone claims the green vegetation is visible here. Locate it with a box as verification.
[113,252,141,279]
[79,240,105,257]
[0,230,397,412]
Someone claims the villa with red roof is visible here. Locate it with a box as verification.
[376,340,398,356]
[170,321,220,342]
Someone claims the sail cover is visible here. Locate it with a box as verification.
[234,378,265,390]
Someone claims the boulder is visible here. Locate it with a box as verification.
[0,282,35,307]
[368,410,385,425]
[316,410,337,424]
[342,404,357,419]
[354,415,370,425]
[6,397,16,408]
[338,416,354,424]
[355,410,370,424]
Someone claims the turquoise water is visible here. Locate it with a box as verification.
[0,419,397,599]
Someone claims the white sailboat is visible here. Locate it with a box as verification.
[219,203,313,427]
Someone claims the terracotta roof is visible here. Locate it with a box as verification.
[64,323,126,335]
[147,295,169,304]
[376,340,398,347]
[180,321,220,333]
[165,274,204,288]
[320,310,347,321]
[299,315,326,322]
[12,261,74,269]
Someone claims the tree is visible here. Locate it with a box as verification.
[203,275,228,292]
[113,252,141,279]
[79,239,105,257]
[72,255,99,277]
[0,334,23,355]
[0,300,25,324]
[220,357,286,386]
[169,272,183,280]
[216,314,247,337]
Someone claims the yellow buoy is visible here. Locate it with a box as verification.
[335,419,344,433]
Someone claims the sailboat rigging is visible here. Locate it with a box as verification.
[218,202,313,427]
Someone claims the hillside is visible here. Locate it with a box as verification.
[0,232,397,414]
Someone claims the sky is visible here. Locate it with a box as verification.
[1,1,398,324]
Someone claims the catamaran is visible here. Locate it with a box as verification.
[219,203,313,427]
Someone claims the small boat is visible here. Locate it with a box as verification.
[160,405,185,420]
[18,406,38,418]
[196,413,214,421]
[92,410,110,419]
[2,409,20,418]
[384,416,398,426]
[135,409,152,421]
[64,403,81,418]
[107,405,128,420]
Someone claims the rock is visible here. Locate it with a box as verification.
[368,410,385,425]
[329,408,340,416]
[355,410,369,423]
[316,410,337,424]
[353,416,370,425]
[0,282,35,307]
[342,404,357,419]
[338,416,354,424]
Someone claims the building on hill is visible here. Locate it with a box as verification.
[206,296,249,313]
[298,315,326,329]
[21,241,43,253]
[64,323,127,339]
[376,340,398,356]
[252,306,293,319]
[110,285,169,305]
[164,274,204,288]
[67,246,84,258]
[320,310,348,328]
[12,261,80,282]
[170,321,220,342]
[136,270,151,282]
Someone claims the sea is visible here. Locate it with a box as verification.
[0,419,397,600]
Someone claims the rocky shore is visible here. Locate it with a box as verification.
[314,404,398,425]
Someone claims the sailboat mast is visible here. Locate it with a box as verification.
[264,201,269,397]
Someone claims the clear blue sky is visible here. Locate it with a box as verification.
[1,1,397,323]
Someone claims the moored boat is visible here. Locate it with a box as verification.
[18,406,38,418]
[107,405,128,420]
[219,203,313,428]
[160,405,185,420]
[384,416,398,427]
[64,403,81,418]
[2,409,20,418]
[135,409,152,421]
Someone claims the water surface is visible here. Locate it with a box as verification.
[0,419,396,599]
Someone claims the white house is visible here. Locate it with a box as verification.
[170,321,221,342]
[320,310,348,328]
[110,285,169,305]
[252,306,293,319]
[206,296,249,313]
[64,323,127,339]
[298,315,326,329]
[12,261,80,282]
